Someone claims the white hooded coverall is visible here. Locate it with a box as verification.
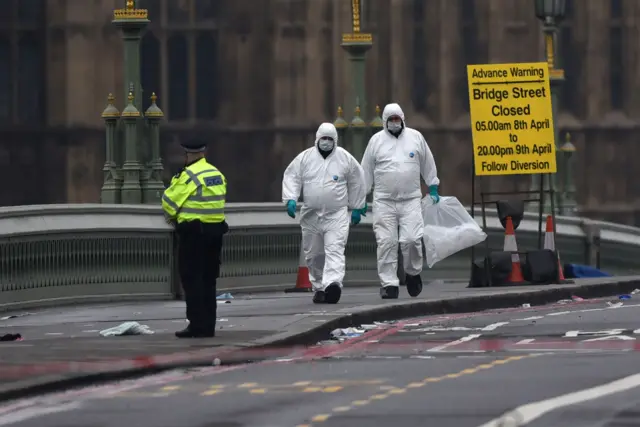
[361,103,440,288]
[282,123,367,291]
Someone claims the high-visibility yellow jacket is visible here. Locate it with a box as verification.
[162,158,226,224]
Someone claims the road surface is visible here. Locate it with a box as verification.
[2,296,640,426]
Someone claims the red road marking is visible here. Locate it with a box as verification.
[0,297,621,381]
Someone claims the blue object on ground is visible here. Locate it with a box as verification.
[564,264,611,279]
[216,292,234,300]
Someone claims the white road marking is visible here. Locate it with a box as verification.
[565,329,625,338]
[481,322,510,331]
[44,333,63,336]
[399,326,475,332]
[583,335,635,342]
[547,311,572,316]
[427,334,482,352]
[476,371,640,427]
[513,303,640,322]
[366,356,401,359]
[0,402,83,425]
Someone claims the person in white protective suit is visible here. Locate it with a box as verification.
[282,123,367,304]
[361,103,440,300]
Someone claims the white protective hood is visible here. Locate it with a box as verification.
[314,122,339,149]
[382,103,406,135]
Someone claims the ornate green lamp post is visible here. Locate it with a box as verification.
[529,0,566,215]
[100,0,165,205]
[333,0,382,161]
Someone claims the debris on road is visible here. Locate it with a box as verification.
[331,327,364,340]
[319,321,391,345]
[0,333,22,341]
[607,301,624,308]
[216,293,233,304]
[632,289,640,295]
[557,296,586,305]
[99,321,154,337]
[0,312,32,321]
[619,294,632,300]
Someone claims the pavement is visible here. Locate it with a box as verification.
[1,277,640,403]
[3,296,640,426]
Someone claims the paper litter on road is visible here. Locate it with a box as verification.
[99,321,154,337]
[522,303,531,308]
[607,301,624,308]
[216,292,234,300]
[331,327,364,339]
[632,289,640,295]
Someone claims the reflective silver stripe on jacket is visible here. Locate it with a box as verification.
[190,194,225,202]
[163,193,224,215]
[185,168,219,186]
[162,194,180,211]
[179,207,225,214]
[184,168,225,202]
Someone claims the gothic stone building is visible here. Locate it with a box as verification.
[0,0,638,224]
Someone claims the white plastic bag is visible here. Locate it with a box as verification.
[421,196,487,268]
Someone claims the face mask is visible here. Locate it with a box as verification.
[318,139,335,151]
[387,121,402,133]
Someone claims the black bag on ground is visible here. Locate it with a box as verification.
[469,251,512,287]
[523,249,558,284]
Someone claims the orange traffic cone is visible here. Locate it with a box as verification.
[544,215,566,281]
[504,216,525,284]
[284,244,313,293]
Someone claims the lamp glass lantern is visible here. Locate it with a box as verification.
[534,0,567,22]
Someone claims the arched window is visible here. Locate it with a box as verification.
[195,33,217,120]
[559,0,579,114]
[411,0,427,112]
[167,34,188,120]
[459,0,486,112]
[138,0,220,122]
[609,0,624,110]
[0,0,46,126]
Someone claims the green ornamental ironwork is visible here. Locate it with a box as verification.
[101,0,165,205]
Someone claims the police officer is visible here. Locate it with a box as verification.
[162,139,228,338]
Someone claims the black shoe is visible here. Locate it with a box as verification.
[175,326,215,338]
[324,283,342,304]
[380,286,399,299]
[406,274,423,297]
[313,291,326,304]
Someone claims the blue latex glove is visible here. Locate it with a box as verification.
[429,185,440,204]
[286,200,297,218]
[359,202,368,217]
[351,209,361,226]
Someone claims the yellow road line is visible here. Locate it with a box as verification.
[299,353,541,426]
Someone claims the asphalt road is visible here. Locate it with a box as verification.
[3,296,640,427]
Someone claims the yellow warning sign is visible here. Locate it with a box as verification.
[467,62,557,176]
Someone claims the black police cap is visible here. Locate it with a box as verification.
[180,139,207,153]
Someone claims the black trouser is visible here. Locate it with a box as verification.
[177,222,225,333]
